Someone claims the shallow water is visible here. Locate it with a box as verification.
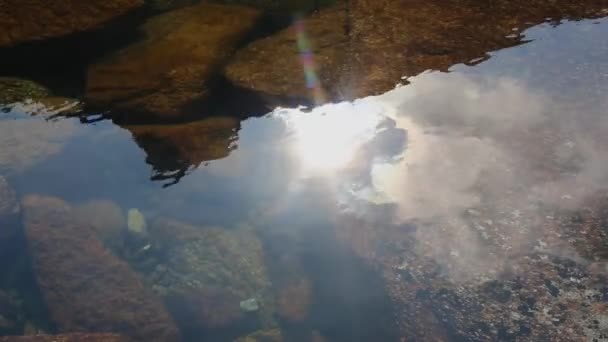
[1,3,608,342]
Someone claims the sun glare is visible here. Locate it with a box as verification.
[276,101,385,174]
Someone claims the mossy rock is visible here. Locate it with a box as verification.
[0,78,50,105]
[235,329,283,342]
[141,218,276,332]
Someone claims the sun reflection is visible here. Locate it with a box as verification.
[275,101,385,174]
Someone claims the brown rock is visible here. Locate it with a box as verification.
[0,0,143,47]
[0,176,19,253]
[145,0,197,12]
[164,287,244,329]
[277,277,312,322]
[86,3,260,122]
[0,290,21,335]
[0,333,132,342]
[235,329,283,342]
[211,0,337,14]
[225,0,608,104]
[140,218,275,333]
[225,4,349,103]
[123,116,239,185]
[72,199,125,245]
[21,195,178,342]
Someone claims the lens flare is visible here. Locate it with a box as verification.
[294,15,326,105]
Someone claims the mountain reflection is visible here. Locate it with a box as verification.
[122,117,240,187]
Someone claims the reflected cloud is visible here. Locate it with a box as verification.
[0,103,81,175]
[275,101,386,175]
[334,68,608,281]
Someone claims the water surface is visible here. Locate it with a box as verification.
[1,8,608,342]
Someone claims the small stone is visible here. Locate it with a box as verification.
[127,208,147,236]
[240,298,260,312]
[73,200,124,245]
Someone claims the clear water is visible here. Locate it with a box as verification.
[1,4,608,342]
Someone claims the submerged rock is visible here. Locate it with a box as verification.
[21,195,178,341]
[276,276,312,322]
[141,218,274,333]
[225,0,608,104]
[0,0,143,47]
[127,208,147,236]
[86,3,260,122]
[72,199,125,246]
[0,333,132,342]
[334,194,608,341]
[240,298,260,312]
[0,290,22,335]
[235,329,283,342]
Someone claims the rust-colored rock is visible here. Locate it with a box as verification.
[0,0,143,47]
[86,3,260,122]
[225,4,348,102]
[0,333,132,342]
[276,277,312,322]
[72,199,125,246]
[21,195,178,341]
[225,0,608,104]
[235,329,283,342]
